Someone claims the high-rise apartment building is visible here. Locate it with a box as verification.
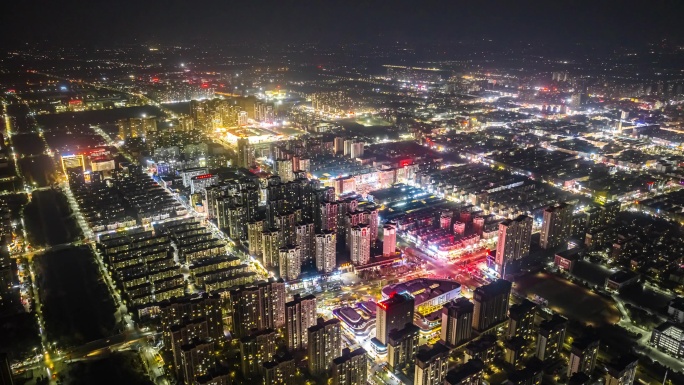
[507,299,537,341]
[261,229,282,269]
[376,292,415,345]
[441,298,474,347]
[239,328,277,379]
[320,201,339,232]
[180,340,215,383]
[387,324,420,372]
[315,231,336,273]
[159,293,224,376]
[350,224,371,265]
[275,158,294,182]
[567,337,599,378]
[472,279,512,332]
[247,220,265,258]
[444,359,485,385]
[229,279,285,337]
[495,215,533,274]
[383,223,396,256]
[285,294,317,351]
[117,116,157,139]
[308,318,342,376]
[332,348,368,385]
[349,141,364,159]
[414,343,451,385]
[540,202,573,249]
[604,355,638,385]
[279,246,301,281]
[263,353,297,385]
[237,137,255,169]
[295,222,316,263]
[0,354,14,385]
[535,314,568,361]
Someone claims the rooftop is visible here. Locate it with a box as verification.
[382,278,461,307]
[607,270,639,283]
[444,359,484,385]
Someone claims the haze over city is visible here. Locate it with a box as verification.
[1,2,684,385]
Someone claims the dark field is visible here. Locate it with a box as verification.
[0,312,41,360]
[11,133,47,156]
[62,352,153,385]
[34,246,117,347]
[618,284,673,314]
[18,155,57,187]
[35,106,164,129]
[572,260,613,286]
[23,189,80,246]
[43,129,106,154]
[513,271,620,327]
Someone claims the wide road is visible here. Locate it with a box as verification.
[398,237,488,291]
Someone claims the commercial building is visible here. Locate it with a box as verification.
[650,322,684,358]
[444,358,485,385]
[387,323,420,372]
[441,298,474,347]
[285,294,317,351]
[568,337,600,377]
[472,279,512,332]
[540,202,573,249]
[381,278,461,316]
[332,348,368,385]
[535,314,567,361]
[605,270,640,293]
[507,299,537,341]
[181,167,210,188]
[308,318,342,376]
[315,231,337,273]
[376,292,415,346]
[414,342,451,385]
[495,215,533,274]
[191,173,218,194]
[554,248,581,273]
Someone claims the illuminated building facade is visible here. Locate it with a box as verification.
[376,292,414,346]
[540,202,573,249]
[495,215,532,274]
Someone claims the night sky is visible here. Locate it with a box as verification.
[2,0,684,47]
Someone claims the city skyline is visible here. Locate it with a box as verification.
[1,2,684,385]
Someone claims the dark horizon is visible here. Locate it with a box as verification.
[2,0,684,48]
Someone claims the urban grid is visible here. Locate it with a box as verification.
[1,2,684,385]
